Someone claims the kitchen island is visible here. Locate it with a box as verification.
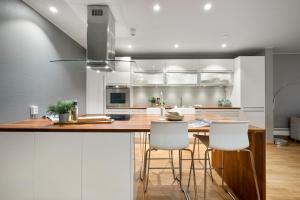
[0,114,265,200]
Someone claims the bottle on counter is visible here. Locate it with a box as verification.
[72,100,79,121]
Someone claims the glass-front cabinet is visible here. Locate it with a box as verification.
[199,72,233,86]
[166,72,198,85]
[132,72,164,86]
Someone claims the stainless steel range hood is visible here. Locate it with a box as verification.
[50,5,134,71]
[86,5,115,71]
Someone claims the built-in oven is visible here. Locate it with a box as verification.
[106,85,130,108]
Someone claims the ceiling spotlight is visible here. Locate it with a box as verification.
[127,44,132,49]
[203,3,212,11]
[49,6,58,14]
[96,70,100,74]
[153,4,161,12]
[221,43,227,48]
[105,66,110,69]
[86,66,91,69]
[174,44,179,49]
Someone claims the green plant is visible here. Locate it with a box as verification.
[47,100,74,115]
[148,97,157,104]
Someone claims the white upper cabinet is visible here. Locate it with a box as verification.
[106,57,131,85]
[165,59,200,71]
[133,59,165,72]
[106,72,131,85]
[230,56,265,108]
[166,72,198,85]
[199,72,233,86]
[133,72,164,85]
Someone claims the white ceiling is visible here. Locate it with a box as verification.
[23,0,300,55]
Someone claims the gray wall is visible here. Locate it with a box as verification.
[0,0,86,123]
[274,54,300,128]
[133,86,226,106]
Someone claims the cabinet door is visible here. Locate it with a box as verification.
[86,69,105,114]
[82,133,132,200]
[130,109,146,115]
[240,56,265,107]
[0,132,34,200]
[35,132,82,200]
[133,72,164,85]
[240,109,265,128]
[134,59,165,71]
[106,72,131,85]
[166,72,198,85]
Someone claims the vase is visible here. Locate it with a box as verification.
[59,113,69,123]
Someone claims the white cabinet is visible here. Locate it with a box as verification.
[82,133,133,200]
[106,72,131,85]
[130,109,146,115]
[0,132,35,200]
[240,109,265,128]
[231,56,265,108]
[166,72,198,85]
[134,59,165,71]
[133,72,164,86]
[199,72,233,86]
[35,132,82,200]
[106,108,131,114]
[230,56,266,128]
[196,109,240,119]
[106,57,131,85]
[86,69,105,114]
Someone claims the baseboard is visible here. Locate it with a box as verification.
[274,128,290,136]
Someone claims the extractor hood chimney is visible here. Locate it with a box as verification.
[50,5,134,71]
[86,5,115,71]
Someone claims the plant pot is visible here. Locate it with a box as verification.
[59,113,69,123]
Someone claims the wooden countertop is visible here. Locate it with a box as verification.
[107,106,241,109]
[0,114,264,133]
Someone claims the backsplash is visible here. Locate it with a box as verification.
[132,86,227,106]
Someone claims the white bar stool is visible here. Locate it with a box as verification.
[192,121,260,200]
[143,121,198,200]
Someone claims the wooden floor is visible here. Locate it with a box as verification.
[137,141,300,200]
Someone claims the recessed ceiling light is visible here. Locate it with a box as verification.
[153,4,161,12]
[96,70,100,74]
[127,44,132,49]
[49,6,58,14]
[221,43,227,48]
[86,66,91,69]
[203,3,212,11]
[174,44,179,49]
[105,66,110,69]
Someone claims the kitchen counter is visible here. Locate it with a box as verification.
[0,114,260,132]
[0,114,265,200]
[106,106,241,109]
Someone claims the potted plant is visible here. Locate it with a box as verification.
[148,97,157,107]
[47,100,74,123]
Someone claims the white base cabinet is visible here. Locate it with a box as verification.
[0,133,35,200]
[0,132,140,200]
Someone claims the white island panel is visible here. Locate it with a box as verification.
[0,132,35,200]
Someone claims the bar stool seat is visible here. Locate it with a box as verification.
[143,121,198,200]
[193,134,209,147]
